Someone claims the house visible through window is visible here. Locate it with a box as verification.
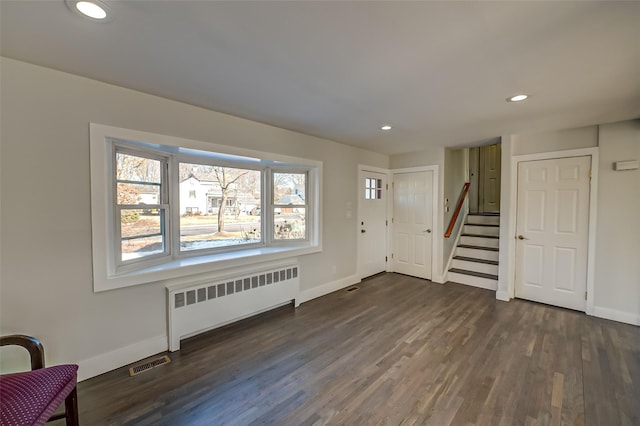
[90,123,322,291]
[178,162,262,252]
[273,172,307,240]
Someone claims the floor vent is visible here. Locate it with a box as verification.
[346,286,360,292]
[128,355,171,377]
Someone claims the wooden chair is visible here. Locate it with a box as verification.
[0,335,79,426]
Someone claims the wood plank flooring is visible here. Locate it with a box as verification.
[67,273,640,425]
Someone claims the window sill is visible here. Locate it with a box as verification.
[95,244,320,292]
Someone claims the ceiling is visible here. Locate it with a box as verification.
[2,1,639,155]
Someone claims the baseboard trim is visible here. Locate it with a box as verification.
[76,275,360,381]
[77,335,167,382]
[592,306,640,326]
[496,291,511,302]
[455,280,498,291]
[432,273,446,284]
[298,274,361,304]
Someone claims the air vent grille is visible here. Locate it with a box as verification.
[128,355,171,376]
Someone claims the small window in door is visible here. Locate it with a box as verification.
[365,177,383,200]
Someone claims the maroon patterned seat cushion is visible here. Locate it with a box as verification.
[0,364,78,426]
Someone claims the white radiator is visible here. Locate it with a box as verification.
[166,262,300,351]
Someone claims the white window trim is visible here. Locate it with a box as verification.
[90,123,322,292]
[113,144,171,272]
[272,169,309,242]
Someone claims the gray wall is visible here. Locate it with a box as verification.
[0,58,388,376]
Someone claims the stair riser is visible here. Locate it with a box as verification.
[463,225,500,236]
[447,271,498,290]
[460,236,499,248]
[466,215,500,226]
[456,247,499,261]
[451,259,499,275]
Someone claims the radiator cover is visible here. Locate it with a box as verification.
[166,263,300,351]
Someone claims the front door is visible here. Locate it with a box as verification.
[515,156,591,311]
[358,170,388,278]
[392,171,433,280]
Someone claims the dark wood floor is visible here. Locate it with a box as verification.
[67,273,640,425]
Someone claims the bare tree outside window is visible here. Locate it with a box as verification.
[179,163,261,251]
[115,151,166,262]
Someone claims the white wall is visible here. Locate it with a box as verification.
[511,125,598,156]
[594,120,640,324]
[442,148,467,269]
[497,121,640,325]
[0,58,388,378]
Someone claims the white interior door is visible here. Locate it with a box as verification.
[358,170,388,278]
[515,156,591,311]
[392,171,433,279]
[480,143,501,213]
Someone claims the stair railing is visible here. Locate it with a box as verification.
[444,182,470,238]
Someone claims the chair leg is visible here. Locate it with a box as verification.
[64,387,79,426]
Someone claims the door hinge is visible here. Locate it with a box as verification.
[392,218,394,223]
[391,253,394,259]
[385,256,388,262]
[585,291,587,300]
[385,220,388,226]
[589,169,592,180]
[386,183,389,190]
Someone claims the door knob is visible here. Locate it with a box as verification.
[423,229,432,233]
[517,235,528,240]
[361,229,366,233]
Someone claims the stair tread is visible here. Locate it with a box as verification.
[461,234,500,239]
[464,223,500,227]
[468,213,500,216]
[453,256,499,265]
[457,244,500,252]
[449,268,498,280]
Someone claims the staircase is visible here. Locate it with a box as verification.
[448,214,499,290]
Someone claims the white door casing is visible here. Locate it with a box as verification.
[392,171,433,280]
[515,156,591,311]
[358,169,388,278]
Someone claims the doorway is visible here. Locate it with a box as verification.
[515,155,591,311]
[392,170,434,280]
[358,169,388,279]
[469,143,501,214]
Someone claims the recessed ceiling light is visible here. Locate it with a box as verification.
[76,1,107,19]
[66,0,109,20]
[380,125,392,131]
[507,94,529,102]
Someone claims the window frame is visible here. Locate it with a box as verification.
[271,169,309,242]
[113,144,171,272]
[90,123,322,292]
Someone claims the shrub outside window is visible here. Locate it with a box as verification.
[273,172,307,240]
[115,149,169,264]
